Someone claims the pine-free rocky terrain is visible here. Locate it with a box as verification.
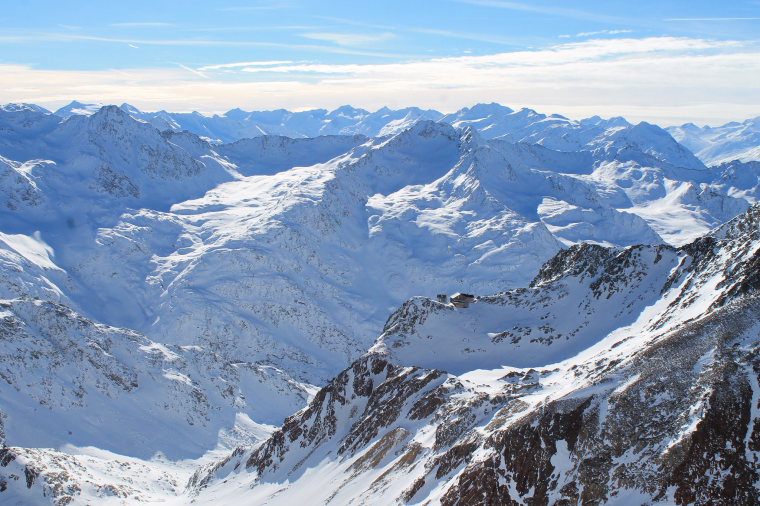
[0,102,759,504]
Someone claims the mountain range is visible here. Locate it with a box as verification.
[47,101,760,167]
[0,101,759,504]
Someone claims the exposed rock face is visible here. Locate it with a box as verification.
[436,301,760,506]
[189,355,449,488]
[0,156,45,211]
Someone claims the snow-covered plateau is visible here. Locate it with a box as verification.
[0,102,759,504]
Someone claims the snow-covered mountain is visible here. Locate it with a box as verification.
[43,101,760,169]
[1,101,760,504]
[49,101,760,174]
[185,204,760,505]
[668,117,760,165]
[52,102,444,143]
[0,102,756,430]
[7,204,760,504]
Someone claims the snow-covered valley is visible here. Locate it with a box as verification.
[1,102,760,504]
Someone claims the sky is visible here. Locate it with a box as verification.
[1,0,759,125]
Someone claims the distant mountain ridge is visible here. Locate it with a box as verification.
[2,100,757,168]
[50,101,444,143]
[36,100,760,168]
[668,117,760,165]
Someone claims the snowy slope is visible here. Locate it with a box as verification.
[0,297,305,459]
[183,204,760,506]
[56,120,696,401]
[44,101,750,245]
[0,106,756,446]
[217,134,367,176]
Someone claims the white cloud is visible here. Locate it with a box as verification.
[2,37,759,125]
[576,29,633,37]
[0,32,409,58]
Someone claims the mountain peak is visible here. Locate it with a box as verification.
[89,104,131,120]
[458,125,483,147]
[224,107,250,120]
[393,119,458,141]
[0,103,51,114]
[596,120,707,171]
[331,105,369,117]
[517,106,539,114]
[464,102,514,116]
[119,103,142,116]
[55,100,103,117]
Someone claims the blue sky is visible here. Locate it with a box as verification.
[1,0,759,124]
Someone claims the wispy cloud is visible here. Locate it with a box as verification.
[227,37,744,76]
[0,32,411,58]
[177,63,208,79]
[109,22,174,28]
[576,29,633,37]
[198,60,295,71]
[3,37,759,125]
[300,32,396,47]
[560,29,634,39]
